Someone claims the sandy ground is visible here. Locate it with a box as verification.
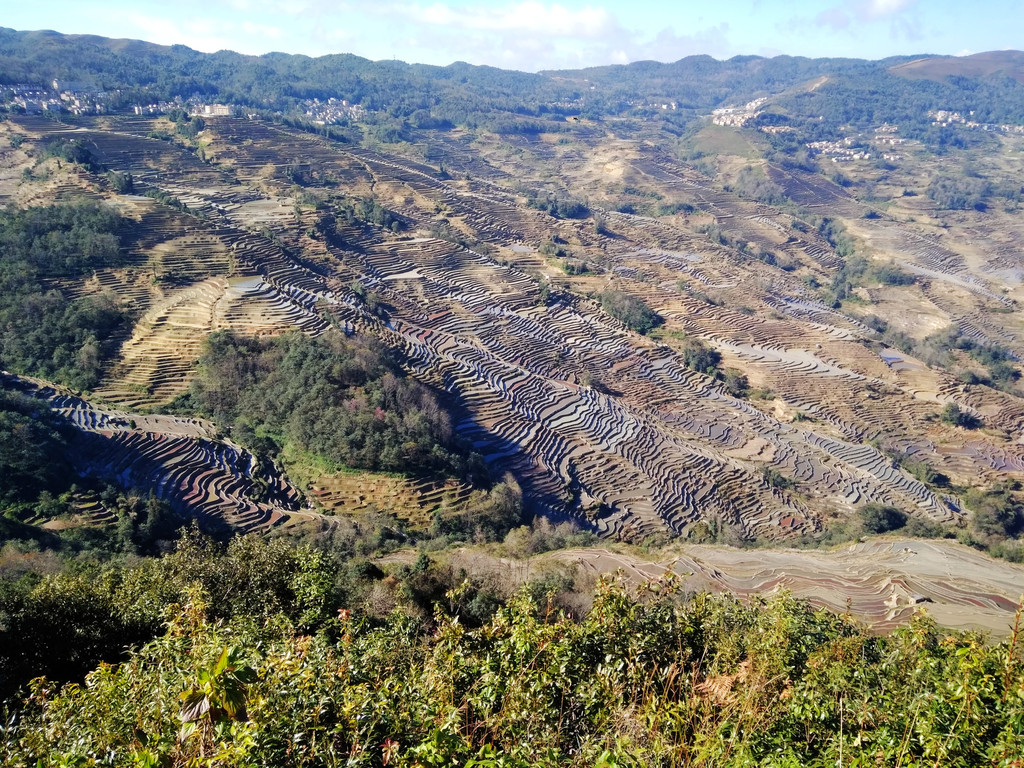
[541,539,1024,636]
[378,538,1023,636]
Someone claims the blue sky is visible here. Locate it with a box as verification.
[5,1,1022,72]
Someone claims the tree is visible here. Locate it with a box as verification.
[928,174,990,210]
[859,504,908,534]
[106,170,134,194]
[966,487,1024,540]
[0,394,71,508]
[597,290,662,335]
[941,402,981,429]
[722,368,749,398]
[681,338,721,375]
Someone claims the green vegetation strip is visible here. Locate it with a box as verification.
[1,532,1022,766]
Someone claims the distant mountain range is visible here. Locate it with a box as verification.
[2,27,1023,131]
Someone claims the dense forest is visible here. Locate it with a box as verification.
[0,387,73,512]
[188,331,481,479]
[0,201,130,391]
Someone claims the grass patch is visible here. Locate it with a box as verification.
[685,123,761,160]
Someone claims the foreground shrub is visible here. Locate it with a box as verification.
[3,573,1023,767]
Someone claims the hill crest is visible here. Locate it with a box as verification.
[890,50,1024,83]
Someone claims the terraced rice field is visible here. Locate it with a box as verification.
[7,114,1024,542]
[545,540,1024,637]
[5,373,314,533]
[311,473,474,527]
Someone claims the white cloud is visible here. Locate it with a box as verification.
[332,0,637,69]
[865,0,918,18]
[350,2,738,70]
[400,27,593,69]
[242,21,283,38]
[127,12,289,53]
[815,0,920,29]
[815,7,851,30]
[226,0,321,13]
[400,2,617,38]
[128,14,235,51]
[120,1,735,70]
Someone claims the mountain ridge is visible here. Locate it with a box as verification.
[890,50,1024,83]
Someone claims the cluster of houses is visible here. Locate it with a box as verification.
[137,102,240,118]
[1,81,247,122]
[928,109,1024,135]
[132,96,188,116]
[301,97,366,125]
[711,97,767,127]
[193,104,234,117]
[805,136,873,163]
[803,124,912,164]
[929,109,971,125]
[5,80,108,115]
[872,124,904,162]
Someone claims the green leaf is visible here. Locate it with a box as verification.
[214,646,230,676]
[179,690,211,723]
[233,665,258,684]
[178,721,198,742]
[220,686,248,722]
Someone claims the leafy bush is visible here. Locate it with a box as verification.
[105,169,134,193]
[4,567,1024,768]
[428,478,525,543]
[722,368,749,398]
[597,290,662,334]
[0,530,341,698]
[761,466,794,490]
[681,337,722,374]
[941,402,982,429]
[526,192,589,219]
[539,239,571,258]
[38,137,102,172]
[731,165,786,205]
[873,263,915,285]
[143,187,191,213]
[928,174,990,210]
[173,113,205,140]
[338,196,404,231]
[817,217,856,259]
[560,258,588,275]
[964,486,1024,541]
[858,503,908,533]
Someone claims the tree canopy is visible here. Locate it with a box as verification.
[0,201,130,390]
[191,330,479,478]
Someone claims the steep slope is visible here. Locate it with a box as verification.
[5,106,1024,544]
